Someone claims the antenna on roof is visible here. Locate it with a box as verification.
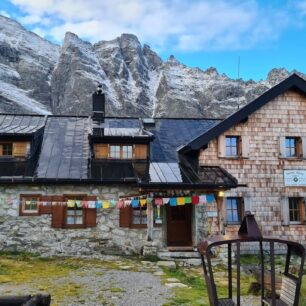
[237,56,241,110]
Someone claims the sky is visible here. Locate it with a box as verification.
[1,0,306,81]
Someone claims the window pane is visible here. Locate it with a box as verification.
[285,137,297,157]
[226,198,241,223]
[122,145,132,159]
[109,145,120,158]
[289,197,301,222]
[225,137,238,157]
[2,143,12,156]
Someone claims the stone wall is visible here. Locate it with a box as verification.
[0,184,163,257]
[199,90,306,246]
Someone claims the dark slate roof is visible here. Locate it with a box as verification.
[0,114,46,135]
[179,73,306,153]
[36,117,89,179]
[150,119,221,162]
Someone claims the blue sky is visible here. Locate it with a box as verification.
[1,0,306,81]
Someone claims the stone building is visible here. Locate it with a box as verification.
[0,74,305,258]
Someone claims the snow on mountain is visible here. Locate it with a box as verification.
[0,15,304,118]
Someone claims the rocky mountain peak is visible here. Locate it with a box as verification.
[0,15,305,118]
[267,68,290,86]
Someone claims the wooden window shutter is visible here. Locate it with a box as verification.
[13,142,30,157]
[243,196,252,213]
[279,137,286,158]
[301,198,306,223]
[119,206,132,227]
[94,144,108,159]
[84,208,97,227]
[241,136,250,158]
[51,205,65,228]
[302,137,306,159]
[134,144,148,159]
[280,197,289,226]
[218,135,226,157]
[297,137,303,158]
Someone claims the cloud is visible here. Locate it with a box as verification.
[0,10,10,17]
[8,0,291,51]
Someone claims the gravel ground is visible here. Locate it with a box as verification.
[0,259,172,306]
[62,267,171,306]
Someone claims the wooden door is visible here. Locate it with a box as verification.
[166,205,192,246]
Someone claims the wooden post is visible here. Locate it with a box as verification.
[215,195,224,235]
[146,202,153,241]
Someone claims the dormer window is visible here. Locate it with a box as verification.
[110,145,121,158]
[94,144,147,160]
[122,145,133,159]
[2,143,12,156]
[0,142,30,158]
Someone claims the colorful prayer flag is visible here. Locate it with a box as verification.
[206,194,215,203]
[140,199,147,206]
[117,200,124,209]
[169,198,177,206]
[162,198,170,205]
[110,199,117,208]
[154,198,163,206]
[102,201,109,209]
[191,195,199,205]
[184,197,192,204]
[131,199,139,208]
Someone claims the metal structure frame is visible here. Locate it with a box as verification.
[198,213,305,306]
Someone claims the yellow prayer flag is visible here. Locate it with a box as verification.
[177,197,185,205]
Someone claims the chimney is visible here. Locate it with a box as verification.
[92,84,105,122]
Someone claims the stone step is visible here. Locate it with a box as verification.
[157,250,200,259]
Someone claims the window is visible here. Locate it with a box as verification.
[20,195,40,215]
[119,205,148,228]
[225,136,240,157]
[122,145,133,159]
[67,206,83,225]
[132,206,147,227]
[285,137,302,158]
[226,197,243,224]
[109,145,121,158]
[51,195,97,229]
[0,142,30,158]
[288,197,304,224]
[94,144,148,160]
[2,143,12,156]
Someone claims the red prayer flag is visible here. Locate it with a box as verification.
[191,195,199,205]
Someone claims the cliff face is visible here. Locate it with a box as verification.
[0,15,304,118]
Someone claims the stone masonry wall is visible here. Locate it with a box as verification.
[199,90,306,247]
[0,184,163,257]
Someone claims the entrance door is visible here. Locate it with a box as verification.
[166,205,192,246]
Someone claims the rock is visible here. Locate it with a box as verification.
[153,271,165,276]
[165,282,188,288]
[119,265,133,270]
[157,261,176,269]
[166,278,180,282]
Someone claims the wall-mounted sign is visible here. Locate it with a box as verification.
[207,211,218,217]
[284,170,306,186]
